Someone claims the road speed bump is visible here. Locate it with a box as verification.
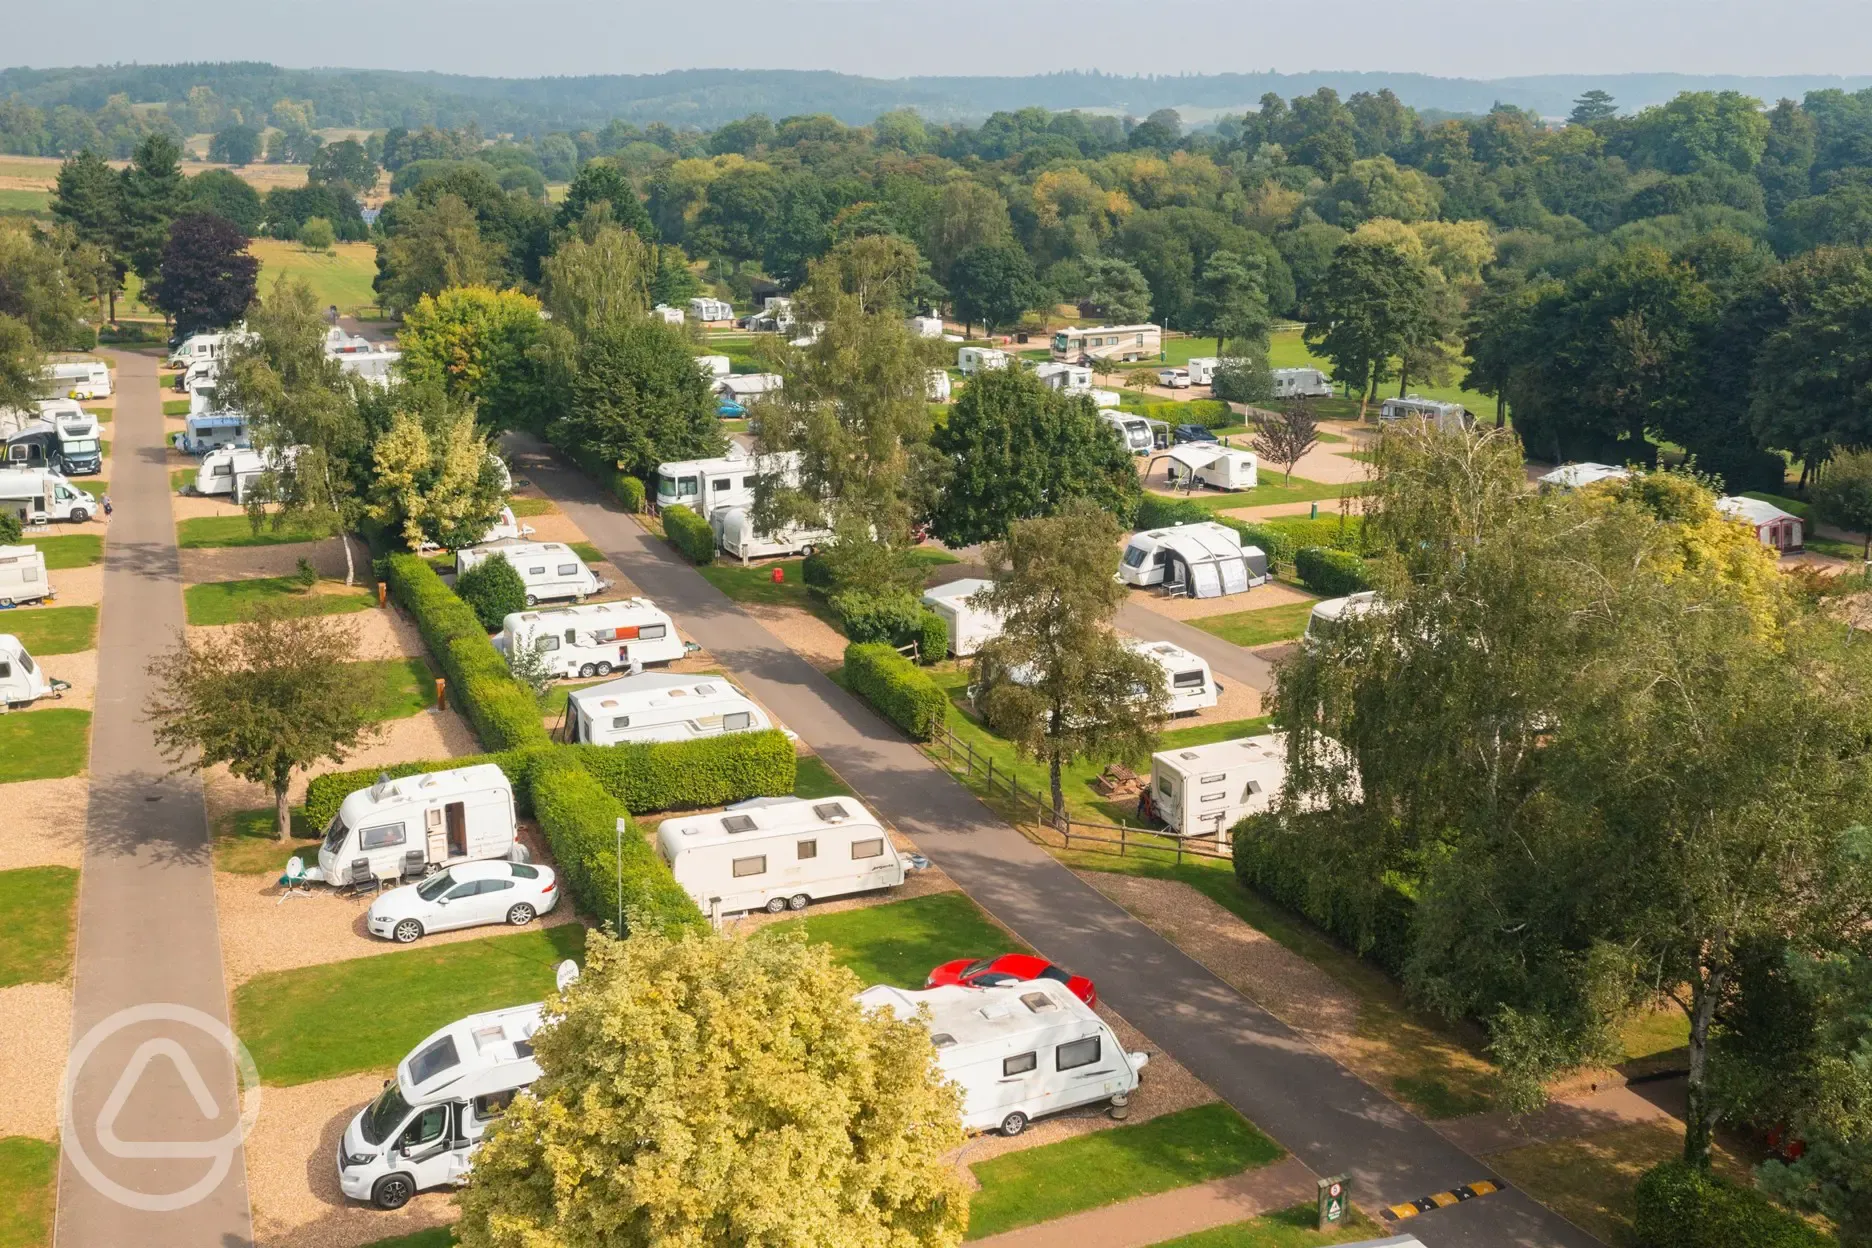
[1384,1179,1503,1221]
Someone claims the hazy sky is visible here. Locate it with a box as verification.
[8,0,1872,79]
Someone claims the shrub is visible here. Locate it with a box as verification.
[613,474,645,513]
[1139,399,1231,428]
[801,550,834,591]
[1293,546,1372,596]
[844,642,947,741]
[304,748,546,828]
[1633,1161,1829,1248]
[1225,522,1296,572]
[569,730,795,814]
[915,609,948,664]
[297,216,335,252]
[530,753,705,934]
[1211,357,1276,406]
[1134,495,1212,531]
[1262,514,1365,554]
[830,588,924,644]
[1232,811,1416,977]
[663,504,716,564]
[455,553,526,631]
[0,511,20,544]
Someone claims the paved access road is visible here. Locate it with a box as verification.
[514,443,1601,1248]
[56,350,254,1246]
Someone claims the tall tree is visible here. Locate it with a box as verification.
[1750,246,1872,465]
[1811,449,1872,558]
[949,241,1041,336]
[208,124,261,167]
[119,132,186,283]
[0,315,43,410]
[562,319,725,478]
[148,212,259,337]
[375,192,501,314]
[397,284,554,430]
[1303,238,1439,416]
[1191,249,1271,358]
[50,149,125,320]
[1568,90,1620,127]
[1076,255,1154,324]
[925,180,1012,285]
[557,158,656,241]
[306,138,376,193]
[539,219,653,339]
[366,399,506,551]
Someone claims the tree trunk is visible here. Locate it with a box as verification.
[1496,393,1506,430]
[1397,365,1409,399]
[339,529,356,587]
[275,772,294,842]
[1682,966,1725,1170]
[1049,753,1065,825]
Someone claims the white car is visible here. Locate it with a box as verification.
[1157,368,1190,389]
[366,860,560,944]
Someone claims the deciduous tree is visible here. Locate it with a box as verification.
[208,125,261,167]
[148,212,260,338]
[1303,237,1440,416]
[1251,400,1321,483]
[949,241,1041,335]
[365,400,506,552]
[375,192,501,314]
[562,318,724,478]
[396,284,554,431]
[1812,449,1872,558]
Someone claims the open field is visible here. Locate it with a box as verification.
[0,189,49,217]
[0,711,90,784]
[249,239,381,316]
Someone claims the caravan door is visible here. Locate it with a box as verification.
[1217,557,1248,596]
[445,802,468,859]
[1189,561,1222,598]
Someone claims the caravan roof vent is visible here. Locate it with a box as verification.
[1245,779,1263,795]
[721,815,757,834]
[812,802,848,822]
[930,1032,956,1048]
[976,1002,1011,1021]
[1179,751,1200,760]
[471,1025,507,1055]
[370,772,393,800]
[1020,992,1058,1013]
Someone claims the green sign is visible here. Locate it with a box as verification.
[1317,1174,1350,1230]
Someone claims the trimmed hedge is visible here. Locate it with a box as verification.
[1228,522,1296,571]
[1232,811,1417,977]
[614,474,646,513]
[1138,399,1232,428]
[1135,495,1213,530]
[1294,546,1372,597]
[830,588,923,644]
[916,609,949,664]
[1633,1161,1829,1248]
[1263,515,1365,554]
[304,749,545,829]
[663,503,716,564]
[570,729,795,814]
[455,551,526,631]
[845,642,947,741]
[531,753,705,935]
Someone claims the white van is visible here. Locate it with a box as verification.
[0,469,97,525]
[499,599,685,679]
[0,544,53,606]
[920,578,1005,657]
[0,633,62,706]
[316,764,518,889]
[858,981,1148,1137]
[454,542,606,607]
[708,505,832,562]
[656,795,907,917]
[1124,638,1220,716]
[178,412,251,455]
[41,361,111,401]
[654,450,800,516]
[564,672,773,746]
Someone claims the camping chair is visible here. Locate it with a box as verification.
[345,857,381,897]
[276,856,314,904]
[400,850,428,882]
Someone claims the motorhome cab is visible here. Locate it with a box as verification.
[50,416,101,476]
[654,449,800,516]
[563,673,772,746]
[708,504,832,562]
[0,469,96,525]
[499,599,685,679]
[178,412,251,455]
[858,981,1148,1136]
[1124,638,1219,716]
[920,578,1005,657]
[167,330,240,367]
[0,633,60,706]
[0,544,52,606]
[454,542,605,607]
[40,361,111,400]
[317,764,518,889]
[1304,592,1380,646]
[1270,367,1334,399]
[1117,522,1269,599]
[1146,734,1287,843]
[656,795,906,916]
[1101,412,1156,454]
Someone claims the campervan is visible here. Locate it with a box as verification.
[1380,394,1468,430]
[1304,592,1381,646]
[1117,522,1269,599]
[1160,444,1258,492]
[654,449,799,516]
[709,505,832,562]
[656,795,906,916]
[1102,412,1156,454]
[564,672,773,746]
[40,361,111,400]
[0,469,96,525]
[453,543,606,606]
[0,633,60,706]
[317,764,518,889]
[0,545,52,606]
[858,980,1148,1137]
[1186,357,1220,386]
[696,354,731,379]
[422,504,533,551]
[958,346,1009,375]
[49,414,101,475]
[920,578,1005,657]
[178,412,251,455]
[926,369,952,402]
[337,349,400,386]
[498,599,685,680]
[1270,368,1334,399]
[167,330,245,367]
[1124,638,1220,716]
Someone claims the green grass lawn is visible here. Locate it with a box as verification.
[214,807,320,876]
[0,188,51,216]
[161,398,190,416]
[352,657,439,722]
[793,753,850,799]
[965,1103,1285,1239]
[1140,475,1351,515]
[34,535,101,569]
[698,558,816,610]
[1153,1203,1385,1247]
[0,605,97,655]
[769,892,1023,990]
[250,238,380,315]
[85,406,111,424]
[170,468,196,492]
[234,925,587,1085]
[569,541,607,566]
[1266,328,1497,416]
[0,867,78,988]
[0,710,90,782]
[176,514,335,549]
[358,1228,456,1248]
[1191,601,1317,649]
[184,577,373,626]
[506,496,556,517]
[0,1136,56,1248]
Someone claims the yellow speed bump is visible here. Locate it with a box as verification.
[1384,1179,1502,1221]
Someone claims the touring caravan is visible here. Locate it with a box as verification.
[909,314,945,339]
[1145,734,1287,843]
[696,354,731,379]
[1117,522,1269,598]
[1380,394,1468,430]
[858,981,1148,1137]
[0,545,52,606]
[1101,412,1156,454]
[317,764,518,889]
[1537,462,1630,491]
[1186,357,1220,386]
[1304,592,1381,646]
[453,543,607,606]
[689,296,735,322]
[40,361,111,401]
[920,578,1005,657]
[499,599,685,679]
[178,412,251,455]
[958,347,1009,375]
[0,469,96,525]
[0,633,62,706]
[192,446,270,500]
[1034,362,1093,394]
[926,369,952,402]
[654,449,799,516]
[1270,368,1334,399]
[1051,323,1162,363]
[716,373,784,404]
[709,505,832,562]
[1123,638,1220,716]
[1160,444,1258,492]
[564,672,773,746]
[656,795,907,917]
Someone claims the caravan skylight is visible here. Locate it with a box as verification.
[721,815,757,834]
[1020,992,1058,1013]
[812,802,848,822]
[471,1025,508,1055]
[408,1035,460,1085]
[930,1033,956,1048]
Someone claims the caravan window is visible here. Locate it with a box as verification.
[14,651,30,674]
[742,476,757,490]
[1057,1036,1102,1071]
[536,636,560,651]
[557,564,578,576]
[639,624,667,640]
[1122,546,1147,568]
[360,822,407,850]
[851,839,885,860]
[0,661,8,678]
[474,1089,516,1120]
[610,716,630,730]
[1003,1052,1037,1076]
[732,855,766,878]
[527,565,546,576]
[797,839,817,860]
[1172,671,1206,690]
[408,1035,461,1085]
[723,712,752,731]
[676,476,699,498]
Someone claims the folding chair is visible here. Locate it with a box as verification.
[276,856,314,904]
[345,857,381,897]
[400,849,428,882]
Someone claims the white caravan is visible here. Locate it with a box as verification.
[1102,412,1155,454]
[858,980,1148,1137]
[654,449,799,516]
[178,412,251,455]
[689,296,735,322]
[1537,462,1630,491]
[1117,522,1269,599]
[499,599,685,679]
[192,446,271,500]
[1160,444,1258,492]
[0,633,60,706]
[909,314,945,339]
[1089,388,1122,409]
[337,349,400,386]
[1304,592,1382,646]
[167,330,247,367]
[1380,394,1468,431]
[1147,734,1286,842]
[1270,367,1334,399]
[695,354,732,379]
[187,381,223,417]
[653,303,685,325]
[317,764,518,889]
[709,504,832,562]
[454,543,606,607]
[420,505,534,552]
[1034,362,1093,393]
[1124,638,1220,716]
[656,795,906,917]
[0,469,97,525]
[958,346,1009,375]
[1186,357,1220,386]
[40,361,111,400]
[564,672,773,746]
[0,545,52,606]
[926,369,952,401]
[921,578,1005,657]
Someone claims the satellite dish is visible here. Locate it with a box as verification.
[555,960,581,993]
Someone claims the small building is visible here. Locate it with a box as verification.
[1537,462,1630,491]
[652,303,685,325]
[1717,495,1804,552]
[688,296,735,323]
[1051,323,1161,363]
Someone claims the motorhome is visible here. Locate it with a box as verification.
[1270,367,1334,399]
[958,346,1009,375]
[178,411,251,455]
[420,504,533,552]
[926,369,952,402]
[49,415,102,476]
[187,381,223,417]
[1186,357,1220,386]
[1034,362,1093,393]
[654,449,799,516]
[1124,638,1221,715]
[0,469,97,525]
[858,980,1148,1137]
[167,330,249,367]
[656,795,906,917]
[2,419,57,471]
[337,349,400,386]
[1146,733,1286,844]
[317,764,518,889]
[1304,592,1381,646]
[1117,522,1269,598]
[716,373,784,403]
[1380,394,1469,430]
[0,633,61,706]
[499,599,685,680]
[695,354,731,379]
[1101,411,1157,454]
[40,361,111,400]
[689,296,735,322]
[709,504,833,562]
[176,358,219,392]
[454,542,606,606]
[1051,323,1162,363]
[0,545,52,606]
[564,672,773,746]
[920,578,1005,657]
[1159,444,1258,492]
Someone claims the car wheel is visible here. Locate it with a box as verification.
[595,661,613,676]
[69,508,89,523]
[524,594,538,607]
[372,1174,416,1210]
[1000,1112,1028,1137]
[788,893,809,911]
[506,903,536,926]
[392,919,424,944]
[578,663,596,679]
[764,896,788,914]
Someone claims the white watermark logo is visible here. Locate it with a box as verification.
[60,1003,262,1212]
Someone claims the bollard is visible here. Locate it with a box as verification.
[377,581,388,608]
[1310,501,1319,520]
[435,678,447,711]
[771,566,784,584]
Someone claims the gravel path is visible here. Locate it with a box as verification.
[1184,678,1262,725]
[1222,497,1367,522]
[739,602,848,672]
[26,647,97,710]
[171,492,248,520]
[0,982,72,1138]
[190,602,419,664]
[38,564,103,607]
[0,776,89,868]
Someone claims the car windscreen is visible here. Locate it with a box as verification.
[359,1081,413,1146]
[63,440,98,454]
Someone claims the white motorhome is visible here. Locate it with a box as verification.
[1380,394,1468,430]
[689,296,735,322]
[958,346,1009,375]
[1160,444,1258,492]
[1270,367,1334,399]
[1304,592,1381,646]
[656,795,906,917]
[420,504,534,552]
[695,354,732,379]
[654,449,799,516]
[0,545,52,606]
[1186,357,1220,386]
[177,358,219,392]
[499,599,685,679]
[564,672,773,746]
[0,469,97,525]
[1102,412,1156,454]
[0,633,61,706]
[337,349,400,386]
[1124,638,1220,716]
[167,330,247,367]
[1034,362,1093,394]
[1051,323,1162,363]
[178,411,251,455]
[716,373,784,403]
[454,543,606,607]
[921,578,1005,657]
[316,764,518,889]
[926,369,953,402]
[40,361,112,400]
[709,504,832,562]
[1118,522,1269,599]
[858,981,1148,1137]
[187,381,223,417]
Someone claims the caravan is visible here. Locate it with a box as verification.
[0,633,63,706]
[454,543,606,606]
[656,795,907,916]
[178,412,251,455]
[958,346,1009,375]
[695,354,731,379]
[1145,734,1286,842]
[40,361,111,400]
[654,449,799,516]
[859,981,1148,1137]
[1186,357,1220,386]
[498,599,685,679]
[1118,522,1269,598]
[926,369,953,402]
[1270,368,1333,399]
[0,545,52,606]
[1380,394,1468,430]
[564,672,772,746]
[1124,638,1220,716]
[1034,362,1093,393]
[709,504,832,562]
[920,578,1005,657]
[421,506,535,552]
[1304,592,1381,646]
[1159,444,1258,492]
[316,764,518,889]
[1101,412,1157,454]
[167,330,248,367]
[192,446,272,500]
[0,469,97,525]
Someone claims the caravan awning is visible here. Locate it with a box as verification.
[1162,444,1224,471]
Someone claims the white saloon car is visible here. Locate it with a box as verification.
[366,860,559,944]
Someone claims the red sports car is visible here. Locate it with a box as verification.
[925,954,1097,1007]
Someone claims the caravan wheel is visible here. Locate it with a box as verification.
[577,663,597,679]
[764,896,788,915]
[999,1112,1028,1137]
[595,661,613,676]
[524,594,538,607]
[788,894,809,911]
[371,1175,416,1210]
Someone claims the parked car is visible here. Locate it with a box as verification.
[926,953,1097,1007]
[716,398,746,418]
[1157,368,1191,389]
[366,860,559,943]
[1172,423,1219,445]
